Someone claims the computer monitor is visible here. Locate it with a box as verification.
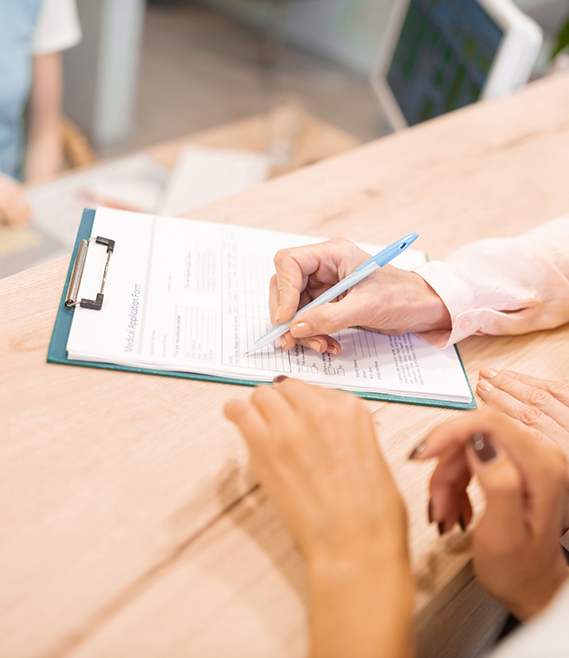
[372,0,542,130]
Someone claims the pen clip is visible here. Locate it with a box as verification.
[355,232,418,271]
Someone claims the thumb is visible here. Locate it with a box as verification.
[290,295,362,339]
[466,432,528,549]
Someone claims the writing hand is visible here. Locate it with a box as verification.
[269,238,450,354]
[0,172,31,226]
[410,409,569,621]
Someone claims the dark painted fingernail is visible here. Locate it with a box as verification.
[438,522,446,536]
[459,515,467,532]
[428,499,433,524]
[273,375,289,384]
[471,432,496,462]
[409,441,426,460]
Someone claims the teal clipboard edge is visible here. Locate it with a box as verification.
[47,209,477,411]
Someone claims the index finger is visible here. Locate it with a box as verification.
[413,410,568,502]
[270,239,369,325]
[499,370,569,407]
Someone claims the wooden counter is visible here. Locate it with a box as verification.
[1,72,569,658]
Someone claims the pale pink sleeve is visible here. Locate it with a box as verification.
[411,217,569,348]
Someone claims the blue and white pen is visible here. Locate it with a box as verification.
[244,232,419,356]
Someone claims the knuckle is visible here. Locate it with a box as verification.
[527,428,546,444]
[546,380,569,399]
[319,307,342,334]
[519,405,542,425]
[328,237,351,250]
[251,386,271,406]
[527,388,551,407]
[490,470,520,496]
[273,248,293,268]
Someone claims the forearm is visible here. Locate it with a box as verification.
[24,123,62,182]
[24,52,64,183]
[413,217,569,348]
[309,558,415,658]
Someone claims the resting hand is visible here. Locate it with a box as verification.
[0,172,31,226]
[225,376,407,563]
[269,238,450,354]
[477,369,569,454]
[225,378,414,658]
[410,409,569,621]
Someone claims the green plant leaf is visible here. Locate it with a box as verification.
[551,13,569,60]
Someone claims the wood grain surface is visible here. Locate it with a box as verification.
[1,72,569,658]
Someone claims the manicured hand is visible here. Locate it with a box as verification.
[224,376,408,564]
[0,172,31,226]
[269,238,450,354]
[410,409,569,621]
[225,377,415,658]
[477,369,569,453]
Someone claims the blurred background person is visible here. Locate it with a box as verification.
[0,0,81,226]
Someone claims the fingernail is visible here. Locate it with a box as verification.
[308,339,323,353]
[479,367,498,379]
[328,344,339,355]
[273,375,288,384]
[471,432,496,462]
[459,515,467,532]
[438,522,446,536]
[280,336,287,349]
[428,499,433,524]
[408,441,426,460]
[290,322,311,338]
[477,379,494,392]
[276,305,282,323]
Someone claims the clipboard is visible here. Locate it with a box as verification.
[48,209,477,410]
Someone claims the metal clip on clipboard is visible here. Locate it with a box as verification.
[65,236,115,311]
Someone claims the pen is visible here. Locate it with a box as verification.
[244,232,419,356]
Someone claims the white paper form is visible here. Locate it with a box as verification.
[158,146,271,217]
[67,208,472,404]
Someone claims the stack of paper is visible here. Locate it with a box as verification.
[158,146,271,217]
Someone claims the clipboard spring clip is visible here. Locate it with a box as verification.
[65,236,115,311]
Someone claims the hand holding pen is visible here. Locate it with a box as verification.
[259,234,451,356]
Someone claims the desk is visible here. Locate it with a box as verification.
[0,110,360,279]
[146,109,362,174]
[2,72,569,658]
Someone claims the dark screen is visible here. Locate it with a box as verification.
[387,0,503,125]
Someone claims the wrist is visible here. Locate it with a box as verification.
[370,267,451,336]
[508,565,569,622]
[405,273,451,334]
[309,555,415,658]
[309,549,412,592]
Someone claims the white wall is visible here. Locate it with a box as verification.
[64,0,146,148]
[201,0,557,75]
